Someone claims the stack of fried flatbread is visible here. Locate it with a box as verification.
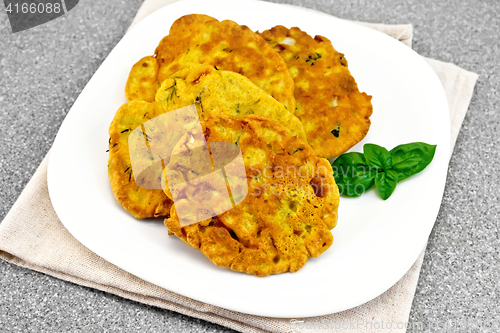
[108,14,372,277]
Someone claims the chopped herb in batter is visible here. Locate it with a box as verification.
[331,126,340,138]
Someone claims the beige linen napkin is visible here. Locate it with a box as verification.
[0,1,478,332]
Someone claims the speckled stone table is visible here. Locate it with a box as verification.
[1,0,498,332]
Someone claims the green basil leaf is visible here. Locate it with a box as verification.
[348,171,376,197]
[375,169,398,200]
[390,143,436,181]
[335,170,376,197]
[363,144,392,170]
[336,175,376,197]
[332,152,366,169]
[332,152,376,197]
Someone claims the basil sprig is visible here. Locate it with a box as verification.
[331,143,436,200]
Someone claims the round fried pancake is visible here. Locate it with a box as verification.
[108,100,173,219]
[164,115,339,277]
[259,26,373,158]
[155,64,307,141]
[126,14,296,111]
[125,56,159,102]
[111,65,305,219]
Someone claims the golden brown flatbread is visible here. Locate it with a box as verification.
[155,64,307,141]
[125,56,159,102]
[164,115,339,277]
[259,26,373,158]
[110,65,306,219]
[126,14,296,112]
[108,100,173,219]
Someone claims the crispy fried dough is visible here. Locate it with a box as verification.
[126,14,296,111]
[111,65,306,219]
[259,26,373,158]
[108,100,173,219]
[125,56,159,102]
[155,64,307,141]
[164,115,339,277]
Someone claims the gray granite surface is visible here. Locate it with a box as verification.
[0,0,498,332]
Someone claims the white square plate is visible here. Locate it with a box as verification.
[47,0,449,317]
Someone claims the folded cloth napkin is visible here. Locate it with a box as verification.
[0,1,478,332]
